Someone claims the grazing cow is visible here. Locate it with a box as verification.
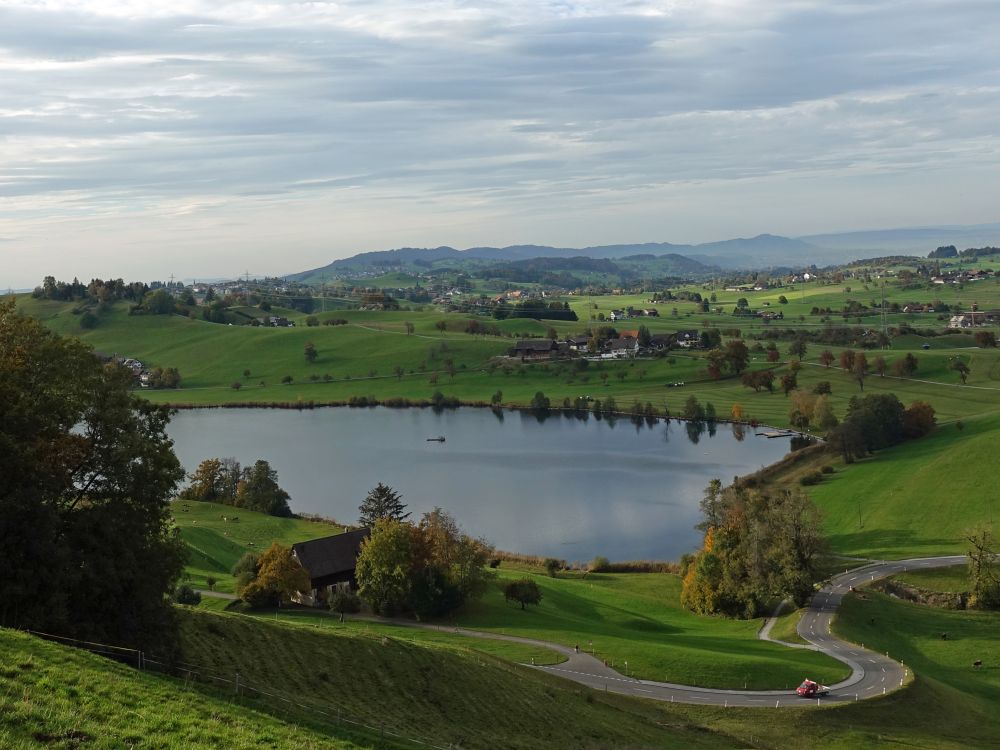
[973,660,983,669]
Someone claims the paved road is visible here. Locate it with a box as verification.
[345,555,964,708]
[530,555,966,707]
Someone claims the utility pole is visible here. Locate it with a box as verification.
[881,280,888,349]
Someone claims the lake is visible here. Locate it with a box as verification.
[166,407,791,562]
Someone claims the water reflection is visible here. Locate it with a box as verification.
[166,408,790,562]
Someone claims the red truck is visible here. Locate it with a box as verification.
[796,679,830,698]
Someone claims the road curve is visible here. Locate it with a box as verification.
[353,555,964,707]
[532,555,965,707]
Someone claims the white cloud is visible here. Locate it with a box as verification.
[1,0,999,286]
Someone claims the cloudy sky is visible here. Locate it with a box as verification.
[2,0,1000,287]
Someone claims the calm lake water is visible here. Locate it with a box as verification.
[166,407,791,562]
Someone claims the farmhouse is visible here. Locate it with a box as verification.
[292,529,369,607]
[675,329,699,347]
[604,337,639,359]
[511,338,559,359]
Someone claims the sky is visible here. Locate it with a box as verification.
[2,0,1000,287]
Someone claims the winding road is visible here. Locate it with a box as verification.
[347,555,966,708]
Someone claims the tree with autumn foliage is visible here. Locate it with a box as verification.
[682,482,825,618]
[237,542,310,608]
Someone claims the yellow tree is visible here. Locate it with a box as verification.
[239,543,310,607]
[730,403,743,422]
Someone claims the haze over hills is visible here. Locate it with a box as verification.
[285,221,1000,283]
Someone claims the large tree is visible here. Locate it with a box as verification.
[238,543,310,607]
[0,300,186,648]
[358,482,409,527]
[235,459,293,517]
[682,483,825,617]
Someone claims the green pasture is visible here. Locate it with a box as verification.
[176,609,732,750]
[437,566,848,689]
[894,565,970,593]
[174,501,341,592]
[0,628,367,749]
[807,412,1000,559]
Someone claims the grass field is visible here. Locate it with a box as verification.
[807,412,1000,559]
[894,565,970,593]
[0,628,370,749]
[174,501,342,592]
[175,609,737,750]
[210,561,848,689]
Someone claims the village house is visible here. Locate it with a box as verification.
[675,329,699,348]
[291,529,369,607]
[566,335,591,353]
[511,338,559,360]
[604,336,639,359]
[642,308,659,317]
[609,309,628,321]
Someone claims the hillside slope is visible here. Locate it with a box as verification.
[0,628,371,749]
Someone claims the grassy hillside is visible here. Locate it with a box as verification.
[176,609,737,750]
[0,628,371,749]
[807,412,1000,559]
[174,500,342,592]
[236,564,849,690]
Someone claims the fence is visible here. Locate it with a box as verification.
[23,629,453,750]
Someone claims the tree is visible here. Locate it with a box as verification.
[778,295,788,304]
[839,349,856,372]
[780,372,797,396]
[819,350,834,368]
[329,583,362,614]
[683,395,705,422]
[143,288,175,315]
[902,400,936,438]
[503,578,542,610]
[173,585,201,606]
[812,380,831,395]
[637,325,652,347]
[232,551,260,594]
[530,391,551,412]
[852,352,869,391]
[239,543,310,607]
[359,483,409,527]
[766,346,781,363]
[966,529,1000,609]
[788,338,808,361]
[892,353,918,377]
[235,460,293,516]
[305,315,319,327]
[393,365,404,380]
[974,331,997,348]
[182,458,226,501]
[544,558,561,577]
[951,358,971,384]
[682,485,825,617]
[0,299,186,648]
[873,356,887,377]
[812,395,838,432]
[724,340,750,374]
[355,519,414,615]
[405,321,415,335]
[304,341,318,363]
[491,389,503,407]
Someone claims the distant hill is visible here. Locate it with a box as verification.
[287,236,815,282]
[288,222,1000,282]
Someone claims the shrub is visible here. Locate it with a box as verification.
[543,558,561,577]
[820,465,834,474]
[173,584,201,606]
[799,471,824,486]
[205,576,217,591]
[281,375,293,384]
[589,556,610,573]
[329,583,362,615]
[231,381,242,390]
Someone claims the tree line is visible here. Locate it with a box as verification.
[180,458,293,517]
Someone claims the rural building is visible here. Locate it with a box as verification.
[604,337,639,359]
[511,339,559,359]
[675,330,699,347]
[609,309,628,321]
[292,529,369,607]
[566,335,590,352]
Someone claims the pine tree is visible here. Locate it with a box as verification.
[358,483,409,527]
